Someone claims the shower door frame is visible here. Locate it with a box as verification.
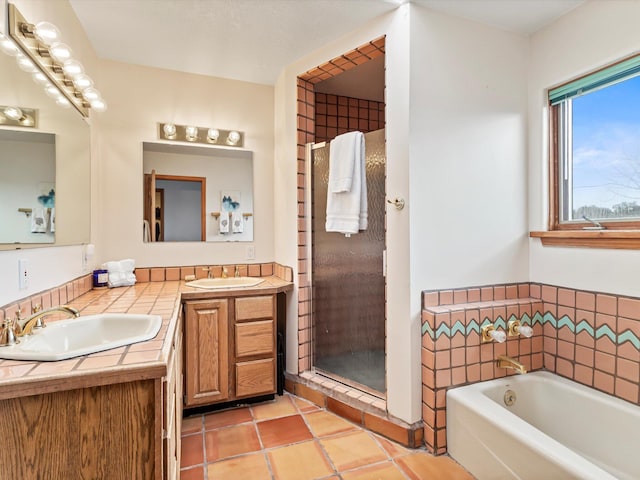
[305,136,387,400]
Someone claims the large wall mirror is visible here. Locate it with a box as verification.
[0,20,91,250]
[143,142,254,243]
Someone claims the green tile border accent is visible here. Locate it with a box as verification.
[422,310,639,350]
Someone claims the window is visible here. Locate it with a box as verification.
[549,55,640,230]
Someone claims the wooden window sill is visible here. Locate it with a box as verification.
[530,230,640,249]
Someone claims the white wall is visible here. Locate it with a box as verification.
[409,6,530,289]
[529,0,640,296]
[92,59,274,268]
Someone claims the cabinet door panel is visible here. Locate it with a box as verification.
[184,300,229,407]
[235,320,274,358]
[236,358,275,397]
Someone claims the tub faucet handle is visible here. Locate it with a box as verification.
[481,324,506,343]
[508,320,533,338]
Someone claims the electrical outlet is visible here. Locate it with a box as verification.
[246,245,255,260]
[18,259,28,289]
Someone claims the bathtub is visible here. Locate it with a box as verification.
[447,371,639,480]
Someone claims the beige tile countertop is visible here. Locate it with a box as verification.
[0,276,292,400]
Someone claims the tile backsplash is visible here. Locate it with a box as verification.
[421,282,640,455]
[0,262,292,318]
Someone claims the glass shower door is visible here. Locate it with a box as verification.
[311,128,386,395]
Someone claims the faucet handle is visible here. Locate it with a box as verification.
[0,318,20,346]
[32,304,42,314]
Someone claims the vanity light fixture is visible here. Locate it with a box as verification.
[158,123,245,148]
[0,105,37,128]
[6,4,107,117]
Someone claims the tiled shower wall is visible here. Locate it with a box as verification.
[314,93,385,144]
[421,282,640,455]
[296,36,386,374]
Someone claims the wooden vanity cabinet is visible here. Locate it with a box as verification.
[184,299,229,407]
[163,309,183,479]
[184,294,277,408]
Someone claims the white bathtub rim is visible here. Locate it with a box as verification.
[447,371,620,480]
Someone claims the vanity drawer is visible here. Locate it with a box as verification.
[235,320,274,358]
[235,358,275,397]
[235,295,274,321]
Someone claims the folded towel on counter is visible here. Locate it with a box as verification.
[30,207,47,233]
[103,258,136,288]
[326,131,367,235]
[232,211,244,233]
[219,211,230,233]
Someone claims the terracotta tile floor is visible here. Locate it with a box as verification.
[180,393,473,479]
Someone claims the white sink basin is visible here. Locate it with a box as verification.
[185,277,265,289]
[0,313,162,362]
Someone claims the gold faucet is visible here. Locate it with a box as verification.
[496,355,527,374]
[17,305,80,336]
[234,265,240,278]
[0,318,20,346]
[222,266,228,278]
[202,267,214,279]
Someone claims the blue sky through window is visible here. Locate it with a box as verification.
[572,75,640,217]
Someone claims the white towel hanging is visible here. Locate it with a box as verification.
[325,131,367,235]
[30,207,47,233]
[219,211,230,233]
[232,211,244,233]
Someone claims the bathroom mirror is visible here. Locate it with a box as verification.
[0,33,91,249]
[143,142,254,243]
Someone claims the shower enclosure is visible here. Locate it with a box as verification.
[308,128,386,395]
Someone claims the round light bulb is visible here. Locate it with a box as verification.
[72,73,93,90]
[56,96,71,108]
[15,54,38,73]
[48,42,73,63]
[4,106,23,121]
[0,36,20,56]
[207,128,220,142]
[32,72,50,86]
[163,123,176,138]
[82,87,100,101]
[44,84,61,99]
[185,126,198,141]
[62,59,84,77]
[226,130,241,145]
[33,22,61,46]
[20,115,35,127]
[89,98,107,112]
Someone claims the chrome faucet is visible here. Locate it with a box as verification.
[496,355,527,375]
[17,305,80,337]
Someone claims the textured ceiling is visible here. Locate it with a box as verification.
[69,0,585,85]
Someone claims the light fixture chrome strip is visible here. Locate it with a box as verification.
[7,3,104,117]
[158,123,245,147]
